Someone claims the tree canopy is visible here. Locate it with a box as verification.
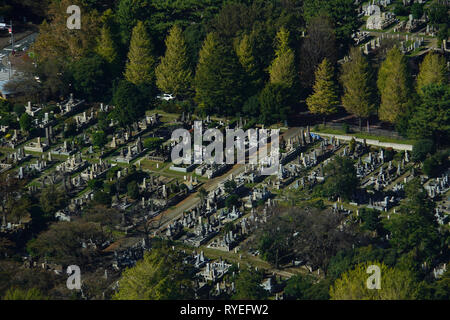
[155,25,193,98]
[377,47,411,124]
[114,245,194,300]
[306,58,339,121]
[330,261,418,300]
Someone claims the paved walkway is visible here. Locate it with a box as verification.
[311,132,413,151]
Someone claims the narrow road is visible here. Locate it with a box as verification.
[153,127,303,230]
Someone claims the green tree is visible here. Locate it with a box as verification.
[224,180,237,194]
[225,194,239,209]
[93,191,111,207]
[322,156,358,200]
[27,220,108,266]
[236,34,262,96]
[411,139,435,162]
[116,0,151,45]
[39,185,67,214]
[302,0,359,45]
[423,151,449,178]
[143,137,162,150]
[418,269,450,300]
[407,84,450,145]
[194,32,244,116]
[111,80,146,128]
[155,25,192,98]
[19,113,32,133]
[127,181,139,199]
[416,52,447,94]
[284,274,331,300]
[232,268,268,300]
[95,22,120,73]
[359,208,382,234]
[124,21,157,87]
[242,95,260,118]
[340,47,375,130]
[387,178,442,264]
[269,28,297,90]
[70,54,109,102]
[114,246,194,300]
[87,179,103,191]
[330,261,418,300]
[306,58,339,124]
[197,187,208,203]
[92,130,107,148]
[13,105,25,116]
[2,287,48,300]
[411,3,424,19]
[259,83,292,125]
[284,274,314,300]
[63,118,77,138]
[427,2,448,27]
[8,196,32,224]
[377,47,411,124]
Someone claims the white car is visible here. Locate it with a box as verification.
[156,93,175,101]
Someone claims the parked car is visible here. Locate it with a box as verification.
[156,93,175,101]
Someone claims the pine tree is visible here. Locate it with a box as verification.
[274,27,290,58]
[155,25,192,98]
[407,84,450,145]
[306,58,339,124]
[194,32,244,115]
[114,247,194,300]
[236,34,262,94]
[330,261,418,300]
[95,9,118,67]
[416,52,447,94]
[124,21,156,87]
[269,28,297,89]
[96,24,119,66]
[340,47,376,130]
[377,47,411,124]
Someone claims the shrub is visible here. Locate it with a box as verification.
[94,191,111,206]
[143,137,162,150]
[225,194,239,208]
[127,181,139,199]
[412,139,435,162]
[423,151,449,178]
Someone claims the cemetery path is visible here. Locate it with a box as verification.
[155,162,248,229]
[154,128,303,230]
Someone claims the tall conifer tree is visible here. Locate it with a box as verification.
[236,34,262,95]
[377,47,411,124]
[341,47,375,130]
[155,25,192,98]
[194,33,244,115]
[96,24,119,65]
[416,52,447,94]
[306,58,339,124]
[269,28,297,89]
[124,21,156,87]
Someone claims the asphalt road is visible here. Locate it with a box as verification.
[0,32,38,84]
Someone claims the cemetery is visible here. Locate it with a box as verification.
[0,0,448,303]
